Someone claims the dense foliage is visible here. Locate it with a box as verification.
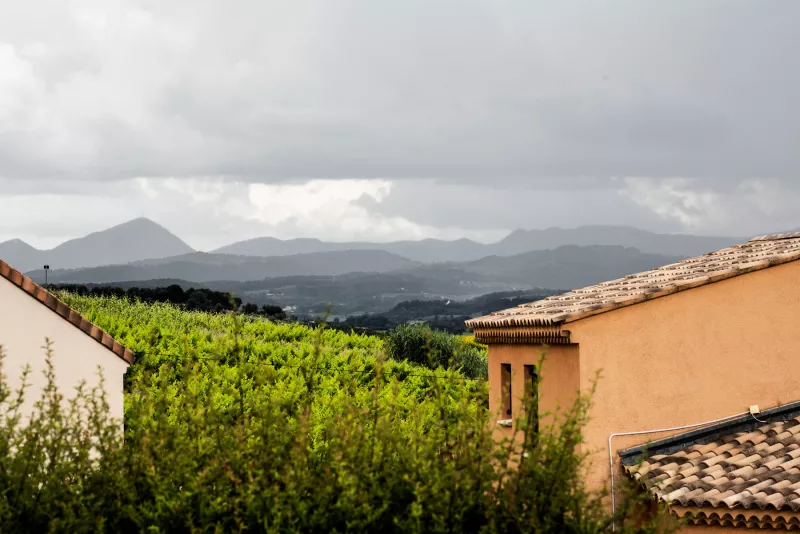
[51,283,242,313]
[0,296,673,533]
[51,284,289,319]
[60,294,484,438]
[336,313,474,335]
[386,323,488,380]
[240,302,287,319]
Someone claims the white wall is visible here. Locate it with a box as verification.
[0,277,128,422]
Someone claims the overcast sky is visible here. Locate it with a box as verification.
[1,0,799,250]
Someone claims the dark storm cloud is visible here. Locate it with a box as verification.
[1,0,798,187]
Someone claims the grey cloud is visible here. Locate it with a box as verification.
[355,178,800,237]
[0,177,124,196]
[355,180,671,232]
[0,0,798,188]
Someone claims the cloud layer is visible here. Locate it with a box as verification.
[1,0,799,245]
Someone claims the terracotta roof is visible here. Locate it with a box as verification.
[0,260,134,364]
[622,401,800,528]
[466,233,800,329]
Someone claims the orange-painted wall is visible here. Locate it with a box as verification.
[484,260,800,531]
[571,260,800,492]
[487,344,580,444]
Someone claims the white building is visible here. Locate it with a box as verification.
[0,260,132,421]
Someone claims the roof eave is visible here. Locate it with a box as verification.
[466,253,800,336]
[619,399,800,466]
[670,505,800,529]
[0,260,135,365]
[470,324,572,345]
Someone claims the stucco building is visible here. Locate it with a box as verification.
[0,260,133,422]
[467,232,800,531]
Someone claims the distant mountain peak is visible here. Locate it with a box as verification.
[97,217,173,233]
[0,238,34,247]
[130,216,155,223]
[1,218,194,272]
[121,217,159,227]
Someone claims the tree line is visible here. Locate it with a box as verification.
[50,284,286,319]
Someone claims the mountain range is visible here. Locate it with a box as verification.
[5,217,741,318]
[27,250,419,284]
[427,245,680,288]
[28,244,681,297]
[2,217,742,272]
[36,244,680,317]
[213,226,740,262]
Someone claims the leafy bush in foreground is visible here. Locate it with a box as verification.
[0,344,672,533]
[0,296,674,532]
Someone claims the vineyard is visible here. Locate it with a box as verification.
[60,294,487,423]
[0,295,668,533]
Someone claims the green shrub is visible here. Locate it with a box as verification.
[386,323,488,379]
[0,340,672,533]
[0,296,674,533]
